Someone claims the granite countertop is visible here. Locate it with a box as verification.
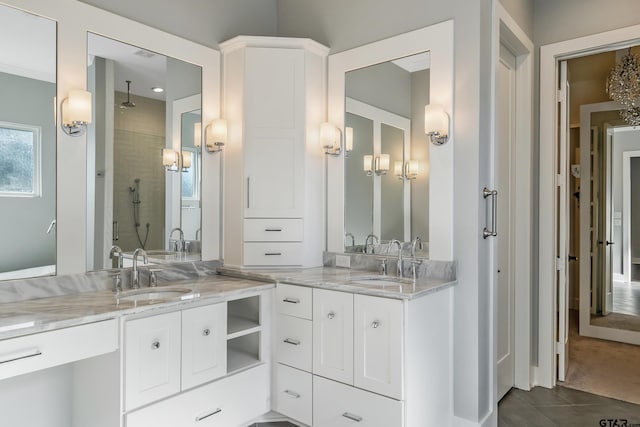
[0,265,455,342]
[0,274,273,341]
[217,266,456,300]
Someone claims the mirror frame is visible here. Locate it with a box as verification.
[0,0,221,274]
[327,21,454,260]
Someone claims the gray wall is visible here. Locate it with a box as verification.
[345,61,411,117]
[0,72,56,271]
[78,0,278,47]
[411,69,430,244]
[499,0,533,39]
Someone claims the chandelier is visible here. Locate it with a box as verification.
[607,48,640,126]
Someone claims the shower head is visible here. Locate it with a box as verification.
[121,80,136,108]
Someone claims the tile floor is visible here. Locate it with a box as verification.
[499,386,640,427]
[252,386,640,427]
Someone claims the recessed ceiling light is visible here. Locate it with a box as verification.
[151,87,164,93]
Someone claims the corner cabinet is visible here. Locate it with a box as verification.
[220,36,329,268]
[275,284,454,427]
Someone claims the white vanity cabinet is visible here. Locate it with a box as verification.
[275,283,453,427]
[220,36,328,267]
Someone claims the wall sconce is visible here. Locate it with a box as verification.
[345,126,353,154]
[162,148,179,172]
[424,104,449,145]
[181,151,192,172]
[194,122,202,148]
[395,160,419,180]
[61,90,92,136]
[364,155,373,176]
[374,154,390,176]
[321,122,342,156]
[204,118,226,153]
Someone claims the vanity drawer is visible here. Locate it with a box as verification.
[276,314,312,371]
[243,242,303,266]
[276,284,312,319]
[0,319,118,381]
[313,375,404,427]
[275,364,312,426]
[244,218,303,242]
[125,363,269,427]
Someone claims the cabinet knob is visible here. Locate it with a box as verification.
[327,311,335,320]
[151,341,160,350]
[202,328,211,336]
[371,321,380,329]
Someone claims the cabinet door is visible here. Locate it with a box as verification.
[313,375,404,427]
[124,311,181,410]
[244,47,304,218]
[181,303,227,390]
[354,295,404,399]
[313,289,353,384]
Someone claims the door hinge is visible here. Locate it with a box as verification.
[556,88,566,103]
[555,341,564,355]
[556,257,565,271]
[555,174,564,188]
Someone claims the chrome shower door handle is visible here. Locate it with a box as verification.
[113,221,119,241]
[483,187,498,239]
[46,219,56,234]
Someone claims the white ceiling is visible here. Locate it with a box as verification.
[392,51,431,73]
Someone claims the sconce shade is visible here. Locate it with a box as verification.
[66,90,92,124]
[321,122,341,155]
[181,151,192,169]
[363,155,373,175]
[345,127,353,152]
[194,122,202,148]
[205,118,226,152]
[424,104,449,145]
[394,161,403,178]
[406,160,419,178]
[377,154,390,175]
[162,148,179,171]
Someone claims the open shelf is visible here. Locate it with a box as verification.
[227,331,261,373]
[227,315,261,339]
[227,295,260,338]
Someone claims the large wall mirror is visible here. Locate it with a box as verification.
[344,52,429,255]
[327,22,454,260]
[0,4,56,280]
[86,33,203,270]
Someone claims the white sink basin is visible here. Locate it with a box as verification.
[349,276,415,287]
[116,287,196,304]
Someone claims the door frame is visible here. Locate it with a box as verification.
[539,24,640,388]
[623,148,640,284]
[492,2,534,402]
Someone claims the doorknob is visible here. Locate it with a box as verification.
[606,241,615,246]
[568,255,578,262]
[597,240,615,246]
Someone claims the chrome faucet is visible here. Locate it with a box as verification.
[109,245,123,269]
[169,227,185,252]
[410,236,423,257]
[387,239,403,278]
[364,234,379,254]
[131,248,148,289]
[345,232,355,247]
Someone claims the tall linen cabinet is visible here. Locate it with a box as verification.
[220,37,329,268]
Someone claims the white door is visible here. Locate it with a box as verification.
[496,43,516,400]
[602,125,614,315]
[181,303,227,390]
[313,289,354,384]
[557,61,570,382]
[353,294,403,400]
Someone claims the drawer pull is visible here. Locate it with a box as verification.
[265,227,283,232]
[283,338,301,346]
[283,297,300,304]
[202,328,211,336]
[264,252,282,256]
[151,341,160,350]
[327,311,335,320]
[195,408,222,422]
[372,321,380,329]
[342,412,363,422]
[284,389,301,399]
[0,348,42,364]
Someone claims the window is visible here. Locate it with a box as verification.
[0,122,41,197]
